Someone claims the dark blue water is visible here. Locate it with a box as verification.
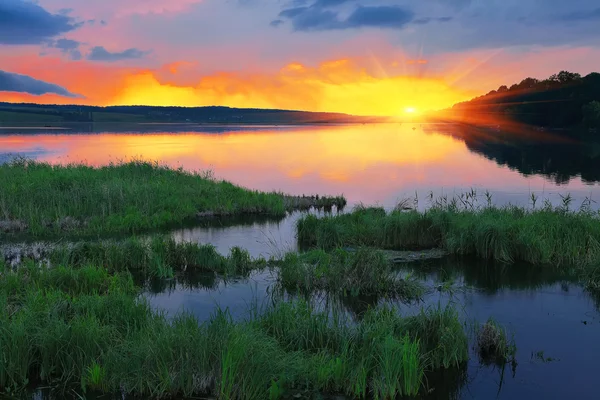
[143,259,600,400]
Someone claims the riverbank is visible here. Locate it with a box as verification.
[0,159,345,238]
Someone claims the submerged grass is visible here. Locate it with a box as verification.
[297,204,600,267]
[475,319,517,365]
[0,159,345,237]
[277,247,424,299]
[0,265,468,399]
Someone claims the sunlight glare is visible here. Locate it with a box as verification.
[404,107,417,114]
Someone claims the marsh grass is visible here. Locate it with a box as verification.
[583,264,600,294]
[276,247,424,300]
[0,265,468,399]
[297,200,600,267]
[475,319,517,365]
[401,306,469,370]
[45,236,263,280]
[0,159,345,237]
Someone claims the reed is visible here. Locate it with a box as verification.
[276,248,424,299]
[0,159,345,237]
[475,319,517,365]
[297,201,600,267]
[0,265,468,399]
[45,236,263,280]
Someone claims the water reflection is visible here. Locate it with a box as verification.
[2,123,598,210]
[431,123,600,185]
[140,258,600,400]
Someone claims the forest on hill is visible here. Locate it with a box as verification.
[449,71,600,133]
[0,102,385,125]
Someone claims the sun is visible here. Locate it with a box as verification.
[404,107,417,114]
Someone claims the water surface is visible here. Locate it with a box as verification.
[4,123,600,399]
[2,123,598,208]
[3,123,599,256]
[143,259,600,400]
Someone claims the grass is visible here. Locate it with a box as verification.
[7,238,427,300]
[0,159,345,237]
[475,319,517,365]
[276,247,424,299]
[0,264,469,399]
[297,203,600,267]
[22,236,264,281]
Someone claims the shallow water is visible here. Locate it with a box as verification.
[143,259,600,400]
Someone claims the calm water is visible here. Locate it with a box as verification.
[3,123,600,399]
[2,123,599,208]
[143,259,600,400]
[2,123,600,256]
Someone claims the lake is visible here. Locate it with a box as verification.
[3,123,600,399]
[3,123,599,257]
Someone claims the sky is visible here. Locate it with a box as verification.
[0,0,600,116]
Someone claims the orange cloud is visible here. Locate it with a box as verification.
[108,57,474,115]
[5,45,599,116]
[0,52,476,115]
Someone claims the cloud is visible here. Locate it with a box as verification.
[279,4,415,31]
[0,70,80,97]
[0,0,81,45]
[312,0,355,7]
[558,7,600,22]
[433,0,472,11]
[270,19,284,27]
[54,38,80,51]
[345,6,414,29]
[46,38,83,60]
[87,46,151,62]
[279,7,308,18]
[413,16,453,24]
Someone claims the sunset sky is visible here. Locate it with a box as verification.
[1,0,600,115]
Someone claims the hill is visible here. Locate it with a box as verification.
[442,71,600,135]
[0,102,387,125]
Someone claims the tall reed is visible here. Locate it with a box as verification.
[0,265,468,399]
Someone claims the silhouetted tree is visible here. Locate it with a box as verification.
[450,71,600,133]
[583,101,600,129]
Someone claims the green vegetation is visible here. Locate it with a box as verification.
[297,204,600,267]
[0,159,344,237]
[449,70,600,133]
[583,264,600,294]
[276,247,424,299]
[0,102,384,125]
[475,319,517,365]
[7,239,423,299]
[0,263,468,399]
[46,237,261,280]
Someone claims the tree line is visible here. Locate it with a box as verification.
[450,71,600,133]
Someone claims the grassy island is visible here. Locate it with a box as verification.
[0,159,345,237]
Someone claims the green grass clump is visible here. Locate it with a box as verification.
[46,236,262,280]
[0,159,288,237]
[475,319,517,365]
[0,265,467,399]
[401,306,469,370]
[277,248,424,299]
[298,204,600,267]
[0,159,347,238]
